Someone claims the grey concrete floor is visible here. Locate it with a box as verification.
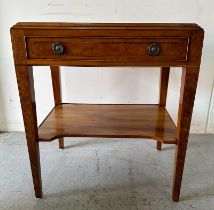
[0,132,214,210]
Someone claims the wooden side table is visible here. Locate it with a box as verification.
[10,23,204,202]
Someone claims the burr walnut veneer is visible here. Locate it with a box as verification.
[10,22,204,202]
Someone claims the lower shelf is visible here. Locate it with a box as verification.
[38,104,177,144]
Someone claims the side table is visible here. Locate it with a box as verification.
[10,22,204,201]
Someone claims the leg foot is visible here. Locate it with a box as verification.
[59,138,64,149]
[28,141,43,198]
[172,190,180,202]
[156,141,162,151]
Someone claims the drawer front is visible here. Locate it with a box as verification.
[26,37,188,62]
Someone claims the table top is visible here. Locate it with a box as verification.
[11,22,203,30]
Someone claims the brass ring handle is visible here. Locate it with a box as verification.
[148,43,160,56]
[52,42,64,55]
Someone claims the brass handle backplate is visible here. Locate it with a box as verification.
[148,43,160,56]
[52,42,64,55]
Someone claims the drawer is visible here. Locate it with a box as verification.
[26,37,189,62]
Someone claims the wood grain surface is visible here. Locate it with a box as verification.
[38,104,176,144]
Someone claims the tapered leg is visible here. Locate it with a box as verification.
[157,67,170,150]
[50,66,64,149]
[15,65,42,198]
[172,67,200,202]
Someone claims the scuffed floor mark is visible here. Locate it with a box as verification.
[149,201,152,210]
[108,166,112,177]
[95,150,100,175]
[128,155,139,210]
[128,157,134,183]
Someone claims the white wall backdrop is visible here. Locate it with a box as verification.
[0,0,213,132]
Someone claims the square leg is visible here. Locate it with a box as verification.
[157,67,170,151]
[172,67,200,202]
[15,65,42,198]
[50,66,64,149]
